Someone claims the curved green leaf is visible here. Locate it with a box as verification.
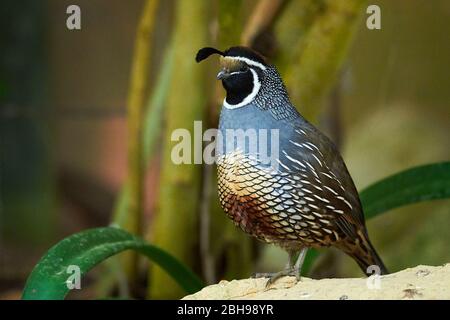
[360,162,450,219]
[22,227,203,300]
[304,162,450,274]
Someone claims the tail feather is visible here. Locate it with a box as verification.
[341,230,389,275]
[353,242,389,275]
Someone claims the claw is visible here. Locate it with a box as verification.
[252,272,273,279]
[264,268,301,289]
[257,248,307,289]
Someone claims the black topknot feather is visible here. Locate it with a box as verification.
[196,46,268,66]
[195,47,224,63]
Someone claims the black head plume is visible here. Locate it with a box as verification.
[195,47,224,63]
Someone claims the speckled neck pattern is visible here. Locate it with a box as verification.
[253,66,300,121]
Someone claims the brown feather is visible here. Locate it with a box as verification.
[219,56,244,72]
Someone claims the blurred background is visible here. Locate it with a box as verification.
[0,0,449,299]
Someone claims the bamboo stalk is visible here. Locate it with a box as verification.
[241,0,286,47]
[100,37,172,299]
[148,0,209,299]
[112,45,173,230]
[122,0,159,282]
[283,0,366,121]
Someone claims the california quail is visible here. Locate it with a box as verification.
[196,46,388,285]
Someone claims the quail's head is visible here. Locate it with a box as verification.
[196,46,285,109]
[196,46,294,120]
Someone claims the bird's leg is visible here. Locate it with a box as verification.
[253,248,310,288]
[250,249,304,288]
[252,251,296,280]
[262,248,308,288]
[293,247,308,281]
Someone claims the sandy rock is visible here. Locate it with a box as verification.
[183,264,450,300]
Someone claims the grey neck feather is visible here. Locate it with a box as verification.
[253,66,300,121]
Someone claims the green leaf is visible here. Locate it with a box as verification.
[22,227,204,300]
[360,162,450,219]
[303,162,450,274]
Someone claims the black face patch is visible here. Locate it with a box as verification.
[221,68,254,105]
[196,46,267,106]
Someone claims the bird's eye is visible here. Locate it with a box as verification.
[240,65,249,72]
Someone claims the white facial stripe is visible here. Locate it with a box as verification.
[224,68,261,109]
[228,56,267,71]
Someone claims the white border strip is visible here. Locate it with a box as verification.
[228,56,267,71]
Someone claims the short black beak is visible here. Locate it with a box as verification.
[217,69,230,80]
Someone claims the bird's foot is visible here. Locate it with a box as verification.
[252,269,301,289]
[252,272,278,279]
